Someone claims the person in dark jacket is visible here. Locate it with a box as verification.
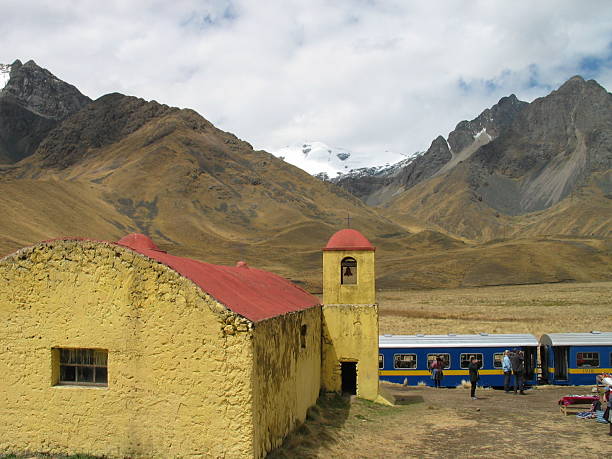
[510,349,526,395]
[468,356,481,400]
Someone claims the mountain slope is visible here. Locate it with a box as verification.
[341,76,611,241]
[0,87,415,288]
[0,62,610,290]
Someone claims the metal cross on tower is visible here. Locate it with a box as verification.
[345,213,351,228]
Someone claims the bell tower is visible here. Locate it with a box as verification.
[321,229,379,401]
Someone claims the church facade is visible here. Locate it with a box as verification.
[0,229,378,458]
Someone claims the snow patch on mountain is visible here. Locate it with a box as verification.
[272,141,406,176]
[0,64,11,91]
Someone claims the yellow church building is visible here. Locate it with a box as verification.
[0,229,379,458]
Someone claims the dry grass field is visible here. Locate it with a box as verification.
[378,281,612,336]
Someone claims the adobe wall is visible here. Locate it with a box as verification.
[321,304,379,400]
[251,306,321,458]
[0,241,254,458]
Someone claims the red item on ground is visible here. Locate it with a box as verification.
[558,395,599,406]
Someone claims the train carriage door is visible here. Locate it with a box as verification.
[539,346,548,383]
[554,346,569,381]
[523,347,537,382]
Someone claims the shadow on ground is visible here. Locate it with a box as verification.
[267,393,351,458]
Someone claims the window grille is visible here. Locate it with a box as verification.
[56,348,108,386]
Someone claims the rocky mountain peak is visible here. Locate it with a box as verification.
[447,93,527,153]
[0,59,91,120]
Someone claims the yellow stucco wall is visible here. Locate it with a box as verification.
[322,250,375,305]
[0,241,255,458]
[251,307,321,458]
[321,305,379,400]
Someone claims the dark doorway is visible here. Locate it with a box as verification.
[554,346,569,381]
[341,361,357,395]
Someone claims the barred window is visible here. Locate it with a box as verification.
[57,348,108,386]
[576,352,599,368]
[394,353,417,369]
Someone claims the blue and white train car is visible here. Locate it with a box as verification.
[540,332,612,385]
[379,334,539,388]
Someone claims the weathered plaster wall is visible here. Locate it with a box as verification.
[321,305,379,400]
[0,241,255,458]
[322,251,375,305]
[251,307,321,458]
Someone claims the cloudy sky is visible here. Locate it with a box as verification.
[2,0,611,171]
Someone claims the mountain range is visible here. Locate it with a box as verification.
[0,59,610,290]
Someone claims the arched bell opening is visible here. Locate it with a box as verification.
[340,257,357,285]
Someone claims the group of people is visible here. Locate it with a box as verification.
[502,349,526,395]
[467,349,525,400]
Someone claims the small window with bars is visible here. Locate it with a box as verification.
[576,352,599,368]
[56,348,108,386]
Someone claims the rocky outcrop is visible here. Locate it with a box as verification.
[0,59,91,164]
[1,59,90,120]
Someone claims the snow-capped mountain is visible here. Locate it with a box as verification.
[271,141,407,178]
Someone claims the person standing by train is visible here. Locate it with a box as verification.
[510,349,526,395]
[469,356,481,400]
[435,356,444,388]
[502,350,512,393]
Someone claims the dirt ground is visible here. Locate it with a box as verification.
[269,384,612,458]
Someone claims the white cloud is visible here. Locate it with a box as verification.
[1,0,611,170]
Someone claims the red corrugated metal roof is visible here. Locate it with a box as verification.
[323,229,375,251]
[3,234,320,323]
[114,234,320,322]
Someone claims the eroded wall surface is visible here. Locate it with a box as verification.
[321,304,379,400]
[0,241,255,458]
[251,307,321,458]
[322,251,375,305]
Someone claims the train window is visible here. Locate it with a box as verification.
[379,354,384,369]
[460,353,483,369]
[576,352,599,367]
[493,353,504,368]
[341,257,357,285]
[427,353,450,369]
[610,352,612,367]
[394,354,417,369]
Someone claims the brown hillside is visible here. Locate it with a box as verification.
[1,64,610,291]
[0,93,416,289]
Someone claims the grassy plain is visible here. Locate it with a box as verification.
[378,281,612,336]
